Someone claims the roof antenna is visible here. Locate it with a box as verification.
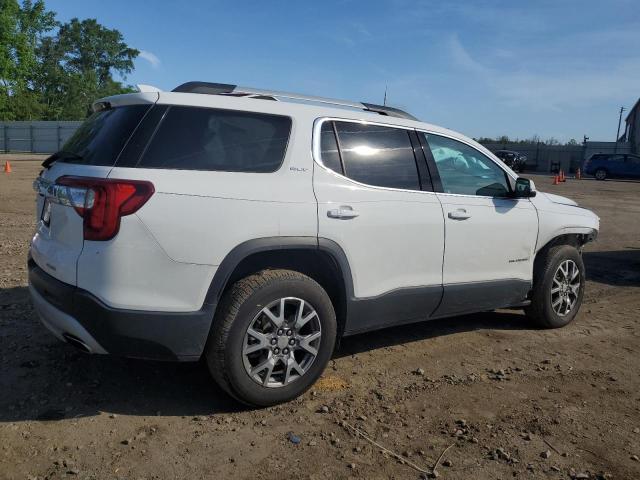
[383,85,387,106]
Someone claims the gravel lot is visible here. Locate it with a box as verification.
[1,158,639,480]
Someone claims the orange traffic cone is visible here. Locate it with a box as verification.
[552,175,559,185]
[560,170,566,182]
[576,168,581,180]
[3,161,11,174]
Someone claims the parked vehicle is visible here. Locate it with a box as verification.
[494,149,527,172]
[29,82,599,406]
[583,153,640,180]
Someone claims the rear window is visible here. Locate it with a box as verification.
[138,106,292,172]
[60,105,151,166]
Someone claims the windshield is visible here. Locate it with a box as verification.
[57,104,150,166]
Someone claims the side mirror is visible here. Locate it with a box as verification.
[513,177,536,198]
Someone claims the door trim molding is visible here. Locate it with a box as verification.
[432,278,531,319]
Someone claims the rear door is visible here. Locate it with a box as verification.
[31,103,152,285]
[418,132,538,317]
[313,119,445,333]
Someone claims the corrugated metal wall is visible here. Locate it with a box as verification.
[483,142,632,173]
[0,121,82,154]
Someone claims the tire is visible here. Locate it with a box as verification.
[594,168,607,180]
[205,269,337,407]
[525,245,585,328]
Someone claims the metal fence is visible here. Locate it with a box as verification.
[0,121,82,154]
[483,141,632,173]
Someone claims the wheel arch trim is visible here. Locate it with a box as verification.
[535,227,598,255]
[202,237,354,309]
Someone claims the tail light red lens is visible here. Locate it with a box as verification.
[56,176,154,241]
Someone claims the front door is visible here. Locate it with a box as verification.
[623,155,640,178]
[418,132,538,317]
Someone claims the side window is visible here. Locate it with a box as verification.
[138,106,291,172]
[331,121,421,190]
[423,133,511,197]
[319,122,343,174]
[628,155,640,165]
[607,155,625,163]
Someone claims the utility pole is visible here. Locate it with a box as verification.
[615,106,625,153]
[582,135,589,163]
[383,85,387,106]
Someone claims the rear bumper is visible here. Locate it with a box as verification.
[28,258,213,361]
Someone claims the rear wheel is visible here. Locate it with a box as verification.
[205,269,336,407]
[526,245,585,328]
[594,168,607,180]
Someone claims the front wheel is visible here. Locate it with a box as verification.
[205,269,337,407]
[526,245,585,328]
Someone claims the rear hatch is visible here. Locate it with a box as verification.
[31,96,155,285]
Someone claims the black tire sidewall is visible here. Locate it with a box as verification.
[595,169,607,180]
[538,246,585,328]
[223,278,336,407]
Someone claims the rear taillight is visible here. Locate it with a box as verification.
[56,176,154,241]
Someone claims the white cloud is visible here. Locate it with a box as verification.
[448,33,640,112]
[139,50,161,69]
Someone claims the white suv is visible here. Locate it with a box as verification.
[29,82,599,406]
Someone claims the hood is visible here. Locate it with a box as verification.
[539,192,579,207]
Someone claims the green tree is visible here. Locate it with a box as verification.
[1,1,139,120]
[35,17,138,119]
[0,0,56,119]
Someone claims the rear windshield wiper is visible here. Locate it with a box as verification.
[42,151,84,169]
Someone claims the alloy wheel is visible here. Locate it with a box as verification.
[242,297,322,387]
[550,259,581,316]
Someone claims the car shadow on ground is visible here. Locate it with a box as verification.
[336,309,531,358]
[0,286,242,421]
[583,249,640,287]
[0,285,534,422]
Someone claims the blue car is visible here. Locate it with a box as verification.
[584,153,640,180]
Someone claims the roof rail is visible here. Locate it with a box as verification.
[171,81,418,121]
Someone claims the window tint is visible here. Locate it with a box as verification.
[423,134,510,197]
[333,121,420,190]
[606,155,625,163]
[59,105,150,166]
[319,122,343,174]
[139,106,291,172]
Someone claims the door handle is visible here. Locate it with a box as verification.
[448,209,471,220]
[327,205,359,219]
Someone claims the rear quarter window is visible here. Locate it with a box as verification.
[137,106,292,172]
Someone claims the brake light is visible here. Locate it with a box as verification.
[56,176,154,241]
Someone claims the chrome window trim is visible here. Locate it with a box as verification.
[311,116,432,195]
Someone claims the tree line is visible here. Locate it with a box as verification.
[0,0,138,121]
[475,135,582,147]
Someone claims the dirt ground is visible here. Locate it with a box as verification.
[1,157,639,480]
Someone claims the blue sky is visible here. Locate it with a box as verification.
[47,0,639,142]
